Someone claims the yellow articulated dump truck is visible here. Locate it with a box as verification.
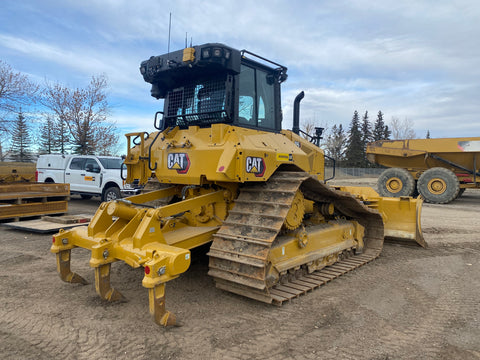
[367,138,480,204]
[51,43,425,327]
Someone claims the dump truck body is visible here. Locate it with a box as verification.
[367,138,480,203]
[51,43,425,326]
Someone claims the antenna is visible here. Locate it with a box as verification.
[185,32,187,48]
[167,12,172,54]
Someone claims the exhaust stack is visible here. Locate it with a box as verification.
[292,91,304,135]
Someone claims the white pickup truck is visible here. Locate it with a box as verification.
[36,154,139,201]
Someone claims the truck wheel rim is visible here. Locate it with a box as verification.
[386,177,402,193]
[427,178,446,195]
[106,192,118,201]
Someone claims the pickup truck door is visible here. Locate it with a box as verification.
[65,157,102,193]
[65,157,87,192]
[82,158,102,192]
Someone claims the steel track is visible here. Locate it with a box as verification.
[208,171,384,304]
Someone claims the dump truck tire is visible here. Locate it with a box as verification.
[377,168,415,197]
[418,167,459,204]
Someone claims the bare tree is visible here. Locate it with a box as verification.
[0,61,38,141]
[324,124,347,162]
[300,119,316,140]
[42,75,118,155]
[390,116,416,140]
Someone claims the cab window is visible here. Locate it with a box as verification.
[237,64,275,130]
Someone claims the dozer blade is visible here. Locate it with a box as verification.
[334,185,426,248]
[377,196,426,248]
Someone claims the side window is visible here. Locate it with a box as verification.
[237,64,275,130]
[238,66,255,126]
[85,158,100,172]
[69,158,86,170]
[257,71,275,129]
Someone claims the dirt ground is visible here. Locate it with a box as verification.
[1,182,479,360]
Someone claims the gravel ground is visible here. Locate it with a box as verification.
[1,185,479,360]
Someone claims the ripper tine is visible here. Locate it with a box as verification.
[56,250,88,285]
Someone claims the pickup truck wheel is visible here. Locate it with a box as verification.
[103,187,121,202]
[418,167,460,204]
[377,168,415,197]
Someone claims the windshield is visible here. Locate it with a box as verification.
[164,76,228,128]
[98,158,123,169]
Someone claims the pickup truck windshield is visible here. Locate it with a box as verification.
[99,158,123,169]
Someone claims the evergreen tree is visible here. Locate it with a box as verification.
[39,116,57,154]
[373,111,387,141]
[361,111,372,166]
[10,109,33,162]
[344,110,364,167]
[426,130,431,139]
[384,125,391,140]
[54,118,70,154]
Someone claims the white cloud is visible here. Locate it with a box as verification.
[1,0,480,139]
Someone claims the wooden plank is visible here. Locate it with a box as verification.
[3,218,89,233]
[0,201,68,220]
[42,214,91,224]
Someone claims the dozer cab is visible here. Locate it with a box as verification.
[51,43,425,326]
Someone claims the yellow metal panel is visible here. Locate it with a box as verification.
[182,47,195,62]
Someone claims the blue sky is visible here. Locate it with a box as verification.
[1,0,479,145]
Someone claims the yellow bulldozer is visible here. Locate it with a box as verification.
[51,43,425,327]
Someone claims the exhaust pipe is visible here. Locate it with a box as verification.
[292,91,304,135]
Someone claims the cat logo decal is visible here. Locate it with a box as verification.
[167,153,190,174]
[246,157,266,177]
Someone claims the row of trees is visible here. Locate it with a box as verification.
[0,60,118,162]
[321,110,418,167]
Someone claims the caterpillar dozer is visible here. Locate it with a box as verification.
[51,43,425,326]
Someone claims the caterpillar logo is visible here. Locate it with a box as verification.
[167,153,190,174]
[246,157,266,177]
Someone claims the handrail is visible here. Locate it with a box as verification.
[324,155,336,182]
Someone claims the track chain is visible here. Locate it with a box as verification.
[208,171,384,304]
